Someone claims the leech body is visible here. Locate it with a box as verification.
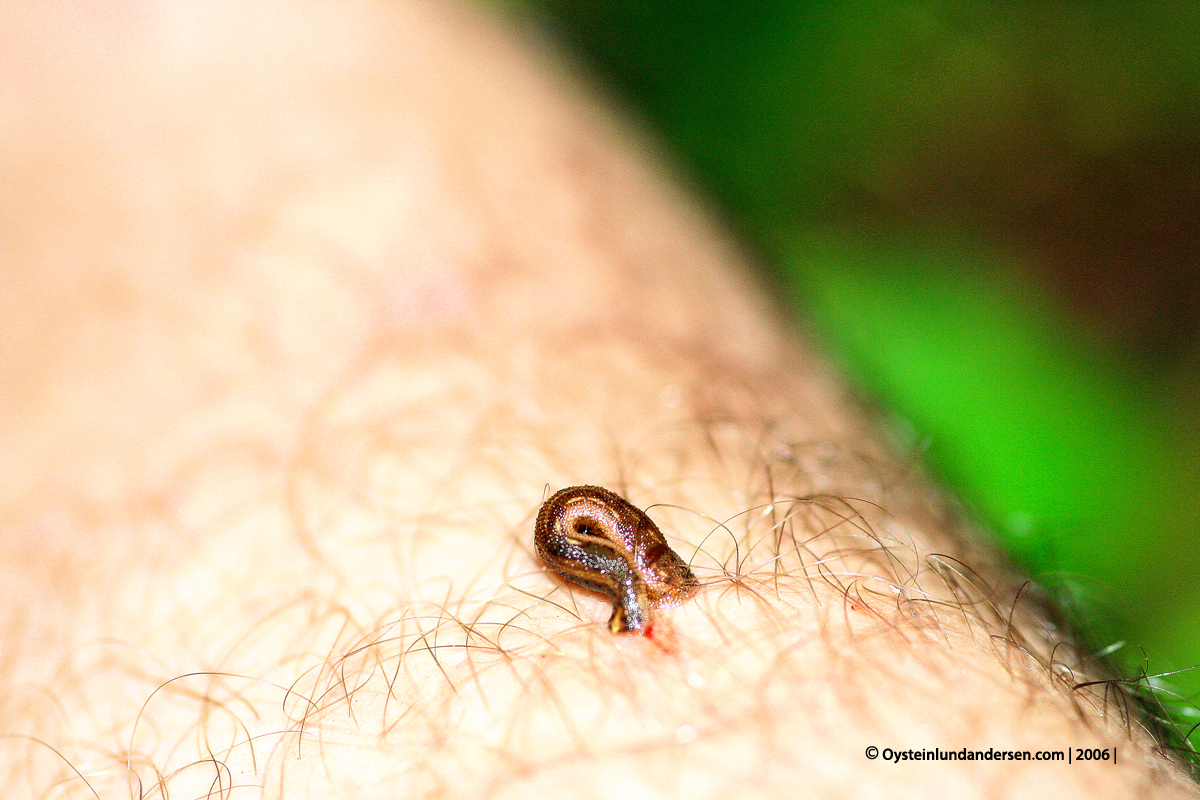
[535,485,699,634]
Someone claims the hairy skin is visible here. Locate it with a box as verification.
[0,1,1194,798]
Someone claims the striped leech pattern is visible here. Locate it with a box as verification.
[535,485,699,634]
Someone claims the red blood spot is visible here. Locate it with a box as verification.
[645,621,681,653]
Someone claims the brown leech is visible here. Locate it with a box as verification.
[535,485,699,634]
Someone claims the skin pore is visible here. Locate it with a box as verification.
[1,0,1196,797]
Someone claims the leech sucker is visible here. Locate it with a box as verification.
[535,485,699,634]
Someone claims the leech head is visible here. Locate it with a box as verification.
[534,485,699,634]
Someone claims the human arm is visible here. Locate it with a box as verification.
[0,1,1194,797]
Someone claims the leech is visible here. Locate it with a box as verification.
[535,485,699,634]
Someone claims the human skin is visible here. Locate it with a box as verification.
[0,1,1195,798]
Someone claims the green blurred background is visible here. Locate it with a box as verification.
[511,0,1200,758]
